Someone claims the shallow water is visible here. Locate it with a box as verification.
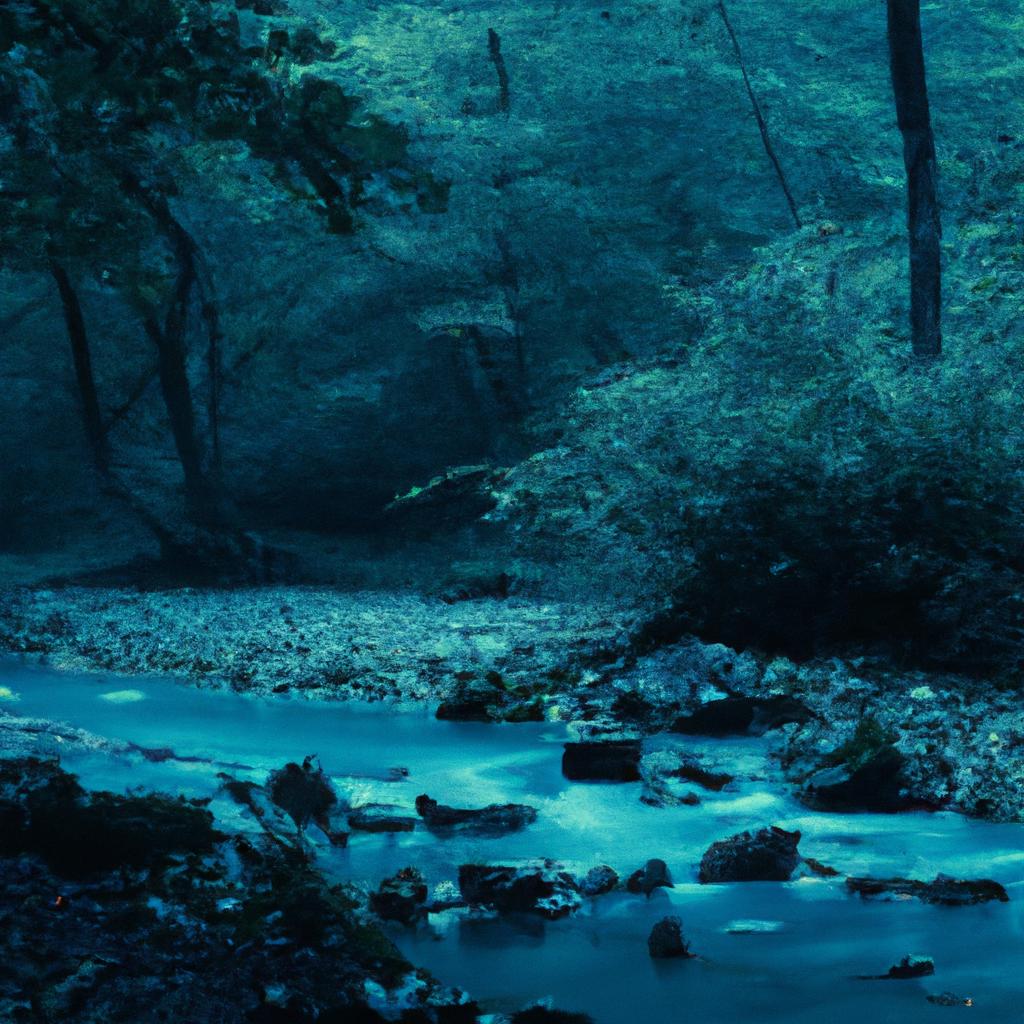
[3,658,1023,1021]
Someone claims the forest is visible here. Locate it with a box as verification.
[1,1,1023,1022]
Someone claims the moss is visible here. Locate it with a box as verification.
[824,718,900,773]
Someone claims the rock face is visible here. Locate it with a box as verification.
[671,696,811,737]
[846,874,1010,906]
[578,864,619,897]
[458,861,582,918]
[415,794,537,835]
[562,741,642,782]
[698,827,802,883]
[626,858,673,896]
[647,916,693,959]
[370,868,428,925]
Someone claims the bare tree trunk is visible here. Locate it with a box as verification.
[887,0,941,357]
[717,1,801,230]
[49,260,110,473]
[487,29,511,113]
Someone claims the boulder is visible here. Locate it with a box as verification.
[801,746,926,812]
[846,874,1009,906]
[348,804,417,833]
[699,827,801,883]
[626,858,673,896]
[562,740,642,782]
[578,864,619,897]
[887,955,935,980]
[647,916,693,959]
[415,794,537,835]
[458,861,582,918]
[369,867,428,925]
[671,696,811,737]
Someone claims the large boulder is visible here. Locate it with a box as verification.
[647,916,693,959]
[672,696,811,737]
[846,874,1009,906]
[698,827,802,883]
[626,858,673,896]
[369,867,428,925]
[801,747,917,812]
[458,861,582,918]
[415,794,537,835]
[562,740,642,782]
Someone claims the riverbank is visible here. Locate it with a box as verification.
[2,585,1023,823]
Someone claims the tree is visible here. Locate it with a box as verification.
[887,0,941,357]
[0,0,447,570]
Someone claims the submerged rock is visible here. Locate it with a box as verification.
[698,827,802,883]
[578,864,619,897]
[415,794,537,835]
[370,867,429,925]
[626,858,673,896]
[562,740,642,782]
[349,804,417,833]
[458,861,582,918]
[846,874,1009,905]
[511,1008,595,1024]
[647,916,693,959]
[671,696,811,737]
[927,992,974,1007]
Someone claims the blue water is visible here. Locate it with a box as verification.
[2,657,1023,1022]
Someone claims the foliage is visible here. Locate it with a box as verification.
[499,146,1024,674]
[0,0,445,301]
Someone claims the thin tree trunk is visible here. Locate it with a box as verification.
[717,1,801,230]
[49,260,110,473]
[887,0,941,357]
[487,29,511,113]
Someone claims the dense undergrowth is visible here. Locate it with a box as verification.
[498,143,1024,675]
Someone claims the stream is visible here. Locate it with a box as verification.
[2,658,1023,1022]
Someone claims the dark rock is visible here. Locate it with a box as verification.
[369,867,428,925]
[626,858,673,896]
[511,1008,595,1024]
[802,746,928,812]
[673,757,734,792]
[268,756,337,833]
[699,826,801,883]
[671,696,811,737]
[562,740,642,782]
[647,916,693,958]
[578,864,619,896]
[415,794,537,835]
[458,861,582,918]
[846,873,1009,906]
[0,757,219,877]
[887,955,935,979]
[348,804,417,833]
[436,677,503,722]
[802,856,840,878]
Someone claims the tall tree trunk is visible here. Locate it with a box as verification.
[49,260,110,473]
[887,0,941,357]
